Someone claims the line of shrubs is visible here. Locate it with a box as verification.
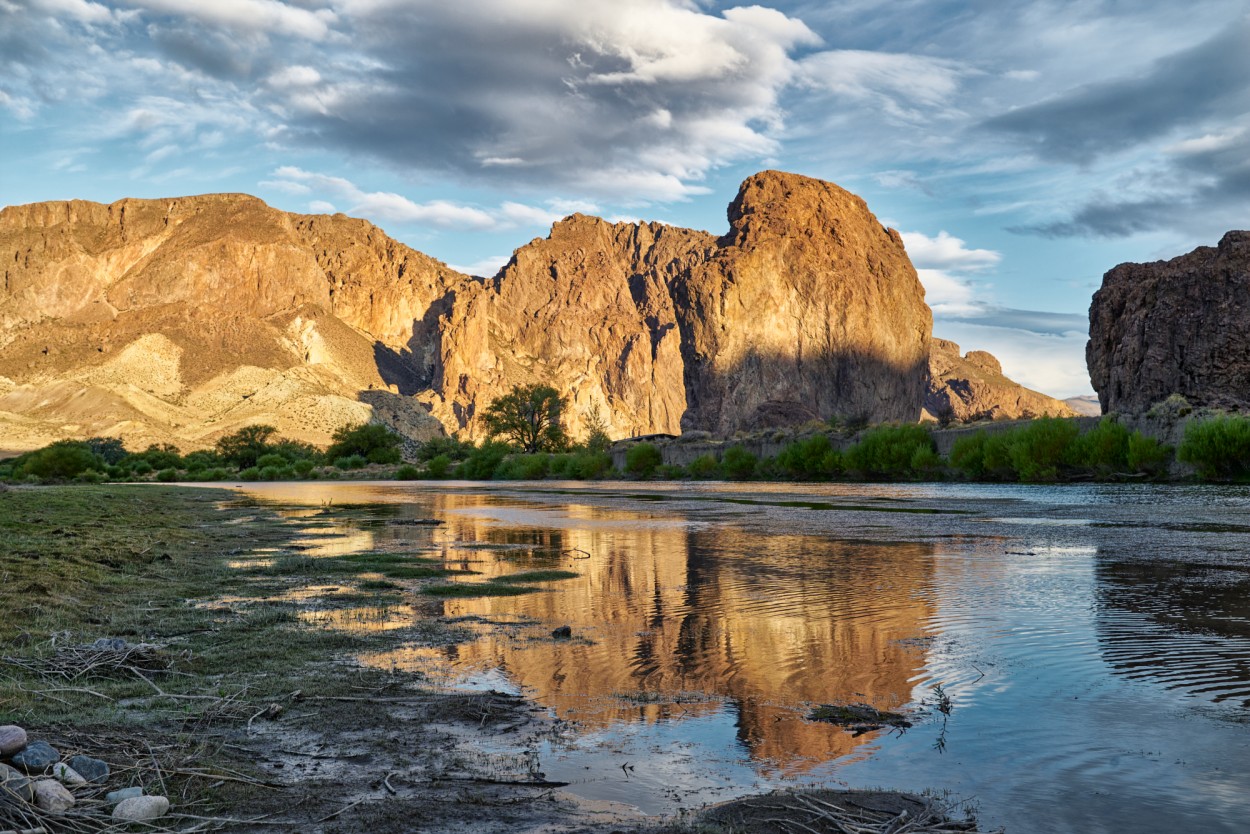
[7,414,1250,486]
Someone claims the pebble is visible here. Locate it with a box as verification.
[11,740,59,773]
[32,779,75,814]
[68,753,110,784]
[52,762,87,786]
[113,795,170,822]
[0,725,27,757]
[0,763,34,804]
[0,725,26,760]
[551,625,573,639]
[106,786,144,804]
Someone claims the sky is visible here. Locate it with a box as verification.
[3,1,1248,398]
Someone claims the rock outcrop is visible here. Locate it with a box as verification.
[925,338,1076,422]
[1088,231,1250,414]
[675,171,931,432]
[0,171,932,452]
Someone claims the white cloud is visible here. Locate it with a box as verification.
[798,50,970,118]
[33,0,115,24]
[307,200,336,213]
[901,230,1002,271]
[267,65,322,89]
[118,0,336,40]
[447,255,510,277]
[1164,129,1246,155]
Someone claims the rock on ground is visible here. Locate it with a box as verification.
[113,794,170,822]
[67,754,109,784]
[0,725,26,757]
[32,779,75,813]
[10,740,58,773]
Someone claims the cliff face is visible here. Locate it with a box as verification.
[0,171,933,452]
[675,172,931,432]
[925,338,1076,422]
[1088,231,1250,414]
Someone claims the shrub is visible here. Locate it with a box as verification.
[182,450,219,472]
[949,432,989,479]
[1067,417,1129,474]
[844,425,935,478]
[238,467,261,481]
[1178,414,1250,479]
[625,443,662,478]
[271,439,322,464]
[20,441,102,481]
[334,454,369,470]
[130,460,154,476]
[687,454,719,479]
[85,437,128,465]
[1127,431,1172,476]
[327,422,402,465]
[292,459,316,477]
[216,425,277,469]
[657,464,686,480]
[1008,417,1079,481]
[156,468,178,482]
[136,443,182,471]
[256,453,287,470]
[498,454,550,480]
[418,436,474,462]
[75,469,105,484]
[571,451,611,479]
[395,464,421,480]
[425,454,452,479]
[721,445,758,480]
[456,442,510,480]
[776,435,836,479]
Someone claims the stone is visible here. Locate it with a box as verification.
[11,740,59,773]
[67,754,109,784]
[551,625,573,639]
[52,762,87,786]
[0,764,34,805]
[32,779,75,814]
[0,724,26,756]
[1088,231,1250,414]
[925,338,1077,423]
[105,786,145,804]
[113,794,170,822]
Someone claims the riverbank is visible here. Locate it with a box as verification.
[0,485,986,833]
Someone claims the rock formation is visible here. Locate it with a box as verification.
[0,171,932,452]
[1088,231,1250,414]
[925,338,1076,422]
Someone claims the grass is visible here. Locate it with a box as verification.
[421,582,539,598]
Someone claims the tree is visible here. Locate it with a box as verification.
[216,425,278,469]
[582,402,611,452]
[326,422,403,464]
[482,384,567,453]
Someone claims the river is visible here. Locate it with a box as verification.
[220,480,1250,833]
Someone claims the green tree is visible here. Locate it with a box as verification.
[482,384,567,453]
[582,402,611,452]
[326,422,403,464]
[216,425,278,469]
[624,443,662,478]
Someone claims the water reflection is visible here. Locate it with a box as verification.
[1096,560,1250,705]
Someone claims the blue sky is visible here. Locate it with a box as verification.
[4,1,1249,397]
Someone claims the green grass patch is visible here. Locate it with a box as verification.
[421,582,539,598]
[495,569,580,583]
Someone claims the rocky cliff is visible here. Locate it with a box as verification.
[925,338,1076,422]
[1088,231,1250,414]
[0,171,932,452]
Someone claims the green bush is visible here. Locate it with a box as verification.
[216,425,278,469]
[456,442,510,480]
[571,451,611,479]
[395,464,421,480]
[75,469,105,484]
[776,435,837,479]
[844,425,935,478]
[1008,417,1079,481]
[1178,415,1250,479]
[292,459,316,477]
[657,464,687,480]
[949,432,989,478]
[418,436,474,462]
[687,454,719,479]
[721,445,758,480]
[1126,431,1172,476]
[135,443,182,471]
[326,422,402,465]
[498,454,550,480]
[1067,417,1130,473]
[425,454,452,479]
[625,443,662,478]
[85,437,128,465]
[131,460,154,476]
[20,441,102,481]
[256,453,287,470]
[238,467,260,481]
[334,455,369,470]
[156,468,178,482]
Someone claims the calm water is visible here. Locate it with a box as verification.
[222,480,1250,832]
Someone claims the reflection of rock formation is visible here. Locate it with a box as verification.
[1096,559,1250,705]
[437,520,935,770]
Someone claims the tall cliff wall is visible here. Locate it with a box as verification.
[1088,231,1250,414]
[0,171,934,452]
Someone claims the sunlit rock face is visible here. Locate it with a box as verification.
[1088,231,1250,414]
[0,171,932,451]
[925,338,1076,422]
[675,171,932,433]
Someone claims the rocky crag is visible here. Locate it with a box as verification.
[1,172,937,452]
[924,338,1076,422]
[1088,231,1250,414]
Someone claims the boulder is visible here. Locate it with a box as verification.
[67,754,109,784]
[0,725,26,757]
[106,786,145,804]
[0,764,33,805]
[1088,231,1250,414]
[11,740,59,773]
[52,762,87,786]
